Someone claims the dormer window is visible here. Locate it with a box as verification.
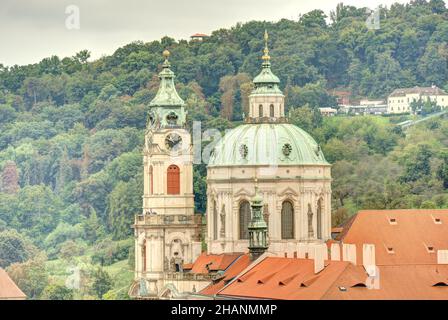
[388,217,397,225]
[426,245,435,253]
[433,282,448,287]
[351,283,367,288]
[386,247,395,254]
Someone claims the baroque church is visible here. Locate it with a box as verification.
[130,32,332,299]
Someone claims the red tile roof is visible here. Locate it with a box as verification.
[0,268,26,300]
[200,254,251,296]
[323,264,448,300]
[215,256,448,300]
[186,252,244,274]
[209,209,448,300]
[216,257,351,300]
[191,33,209,38]
[340,210,448,266]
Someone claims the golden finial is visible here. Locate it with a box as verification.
[262,30,270,62]
[163,49,170,60]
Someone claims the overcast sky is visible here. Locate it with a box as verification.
[0,0,410,66]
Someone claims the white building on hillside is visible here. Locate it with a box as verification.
[387,86,448,114]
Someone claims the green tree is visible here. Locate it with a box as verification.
[401,144,433,183]
[107,178,142,239]
[289,105,322,133]
[91,268,113,299]
[0,229,38,268]
[41,284,74,300]
[74,50,91,65]
[299,10,327,28]
[7,254,49,299]
[82,208,105,244]
[437,152,448,189]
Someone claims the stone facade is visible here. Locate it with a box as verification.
[387,86,448,114]
[206,165,332,256]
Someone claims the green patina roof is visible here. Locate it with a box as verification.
[148,51,187,128]
[208,123,328,167]
[208,33,327,167]
[149,54,185,108]
[253,61,281,86]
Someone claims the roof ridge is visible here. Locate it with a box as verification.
[320,262,353,299]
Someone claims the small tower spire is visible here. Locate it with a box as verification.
[262,30,271,66]
[248,30,285,123]
[148,49,187,128]
[248,186,269,261]
[252,30,280,86]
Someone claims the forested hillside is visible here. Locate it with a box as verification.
[0,1,448,299]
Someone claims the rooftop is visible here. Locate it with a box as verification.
[213,256,448,300]
[200,254,252,296]
[184,252,245,274]
[198,209,448,300]
[0,268,26,300]
[215,257,351,300]
[389,86,447,97]
[191,33,209,38]
[340,209,448,266]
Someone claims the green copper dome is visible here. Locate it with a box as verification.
[208,123,328,167]
[208,32,328,168]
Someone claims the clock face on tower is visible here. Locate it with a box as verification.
[165,133,182,151]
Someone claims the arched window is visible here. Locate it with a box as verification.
[281,201,294,239]
[167,165,180,195]
[149,165,153,194]
[239,201,251,239]
[270,104,275,117]
[259,105,263,118]
[317,199,323,239]
[213,200,218,240]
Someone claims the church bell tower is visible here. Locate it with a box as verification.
[133,50,202,297]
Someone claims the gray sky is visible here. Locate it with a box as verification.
[0,0,409,66]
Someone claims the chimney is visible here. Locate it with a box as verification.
[331,243,341,261]
[314,244,326,274]
[363,244,376,276]
[342,243,357,265]
[437,250,448,264]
